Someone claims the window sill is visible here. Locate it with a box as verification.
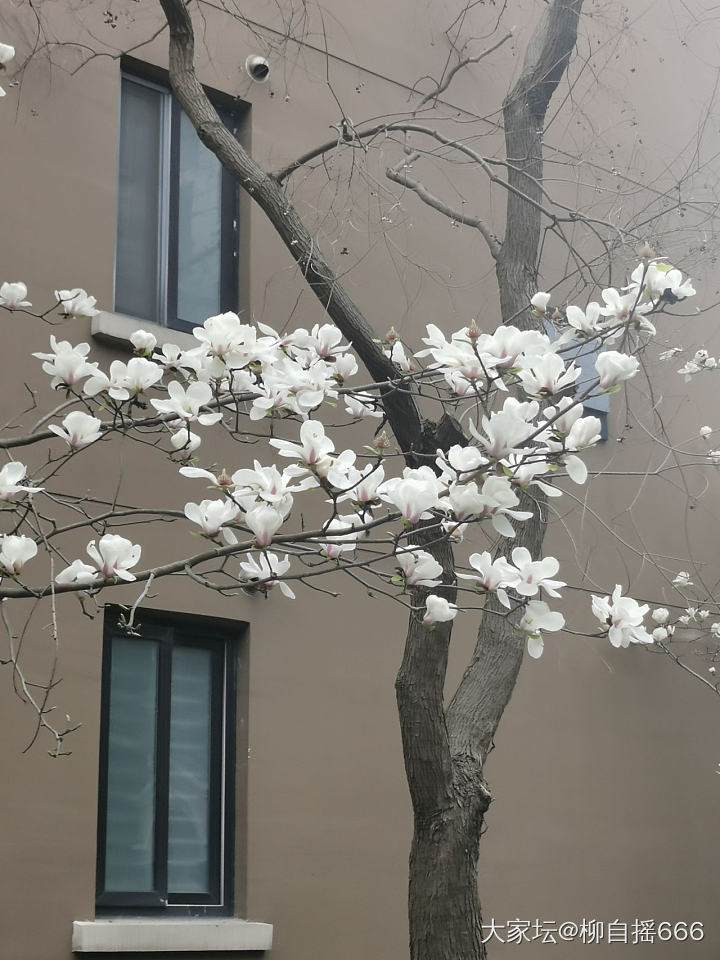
[72,918,273,953]
[91,311,199,352]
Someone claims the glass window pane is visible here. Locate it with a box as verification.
[105,638,158,892]
[176,109,224,324]
[116,78,164,324]
[168,645,213,894]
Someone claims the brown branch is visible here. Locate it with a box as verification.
[414,30,514,112]
[387,151,502,259]
[496,0,585,323]
[446,0,586,770]
[157,0,427,465]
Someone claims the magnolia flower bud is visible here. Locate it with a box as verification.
[530,292,551,314]
[370,430,392,455]
[130,329,158,354]
[651,607,669,624]
[423,594,457,625]
[652,627,668,642]
[0,281,31,309]
[636,240,655,259]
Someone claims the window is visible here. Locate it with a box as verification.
[115,66,240,332]
[571,341,610,441]
[96,611,241,916]
[544,321,610,440]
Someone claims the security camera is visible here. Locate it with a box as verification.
[245,55,270,83]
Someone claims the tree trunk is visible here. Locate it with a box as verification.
[400,4,584,957]
[157,2,584,958]
[409,802,487,960]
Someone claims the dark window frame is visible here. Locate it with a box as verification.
[116,59,244,334]
[96,609,240,918]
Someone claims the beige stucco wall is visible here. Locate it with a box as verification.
[0,1,719,959]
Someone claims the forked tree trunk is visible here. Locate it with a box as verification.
[158,1,583,957]
[399,4,584,957]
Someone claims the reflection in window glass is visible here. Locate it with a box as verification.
[105,638,158,892]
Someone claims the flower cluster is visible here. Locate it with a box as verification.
[1,256,698,660]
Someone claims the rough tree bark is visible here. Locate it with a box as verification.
[157,1,583,957]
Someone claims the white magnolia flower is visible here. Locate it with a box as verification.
[435,444,487,484]
[0,535,37,575]
[628,261,696,301]
[269,420,335,469]
[55,558,99,586]
[543,396,584,435]
[55,288,99,319]
[129,329,158,354]
[700,425,713,438]
[385,341,415,374]
[0,281,31,309]
[86,534,142,581]
[239,552,295,599]
[502,453,560,497]
[0,462,43,500]
[337,464,385,507]
[319,516,360,559]
[395,547,443,587]
[48,411,103,449]
[565,302,602,336]
[152,343,206,378]
[84,357,162,401]
[516,352,579,398]
[344,392,383,419]
[470,397,539,459]
[150,380,223,425]
[179,466,234,489]
[244,504,285,547]
[441,519,469,542]
[184,498,240,537]
[476,325,550,368]
[659,346,683,361]
[598,287,653,325]
[595,351,639,390]
[449,475,532,538]
[232,461,311,513]
[33,335,96,389]
[651,607,669,624]
[423,594,458,625]
[378,466,443,523]
[530,291,551,313]
[193,312,275,365]
[170,428,202,454]
[333,352,359,381]
[305,323,349,359]
[0,42,14,98]
[652,627,669,642]
[457,551,520,609]
[511,547,565,598]
[591,585,653,648]
[519,600,565,658]
[711,623,720,639]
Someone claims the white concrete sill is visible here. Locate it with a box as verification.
[91,311,198,352]
[72,918,273,953]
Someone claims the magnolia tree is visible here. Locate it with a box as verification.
[4,1,720,958]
